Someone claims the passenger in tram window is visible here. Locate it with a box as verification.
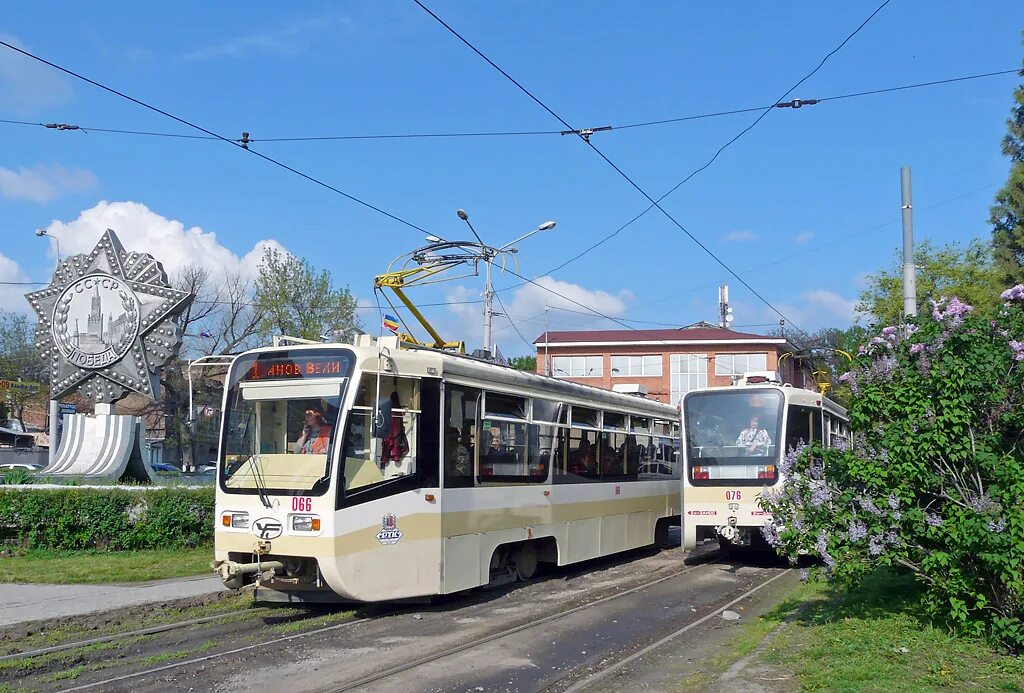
[735,415,771,456]
[380,392,409,463]
[445,426,471,478]
[571,437,596,477]
[296,407,332,454]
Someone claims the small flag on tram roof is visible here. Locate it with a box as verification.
[383,314,400,333]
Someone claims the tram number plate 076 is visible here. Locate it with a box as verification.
[292,497,313,512]
[724,490,742,501]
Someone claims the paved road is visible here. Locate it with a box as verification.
[0,574,225,627]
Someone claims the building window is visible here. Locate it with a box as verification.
[714,353,768,377]
[552,355,603,378]
[670,354,708,406]
[610,355,662,377]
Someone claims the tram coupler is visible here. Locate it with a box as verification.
[212,559,286,589]
[716,522,750,546]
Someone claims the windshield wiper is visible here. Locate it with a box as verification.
[241,408,272,510]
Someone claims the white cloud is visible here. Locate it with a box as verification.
[0,253,34,314]
[0,34,72,115]
[0,164,98,203]
[41,201,286,283]
[443,275,634,349]
[723,230,759,243]
[794,231,814,245]
[181,14,355,61]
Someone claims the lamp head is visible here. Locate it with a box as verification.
[425,235,442,243]
[34,228,46,237]
[456,209,469,221]
[538,220,557,231]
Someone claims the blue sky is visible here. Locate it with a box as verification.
[1,1,1022,356]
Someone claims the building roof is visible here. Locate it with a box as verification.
[534,325,787,347]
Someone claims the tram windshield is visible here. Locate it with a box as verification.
[220,350,353,495]
[683,389,783,485]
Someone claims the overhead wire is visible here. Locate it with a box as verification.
[489,0,898,300]
[412,0,895,340]
[1,69,1016,143]
[0,39,437,240]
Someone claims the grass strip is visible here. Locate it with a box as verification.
[756,570,1024,692]
[0,546,213,584]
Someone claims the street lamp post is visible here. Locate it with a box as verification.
[455,210,556,357]
[34,229,61,466]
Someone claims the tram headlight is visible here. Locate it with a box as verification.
[291,515,321,532]
[222,512,249,529]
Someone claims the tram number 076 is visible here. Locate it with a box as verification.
[724,490,742,501]
[292,497,313,512]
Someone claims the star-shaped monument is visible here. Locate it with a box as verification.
[25,229,195,404]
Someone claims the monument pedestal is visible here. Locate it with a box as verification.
[44,413,153,482]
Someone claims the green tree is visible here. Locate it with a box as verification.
[253,247,362,342]
[0,312,48,427]
[991,49,1024,287]
[793,325,867,404]
[508,355,537,372]
[855,239,1001,326]
[760,292,1024,650]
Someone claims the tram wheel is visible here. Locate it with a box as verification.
[514,542,538,581]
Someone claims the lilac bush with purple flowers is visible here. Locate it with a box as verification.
[759,290,1024,650]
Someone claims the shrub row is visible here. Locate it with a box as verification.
[0,487,214,550]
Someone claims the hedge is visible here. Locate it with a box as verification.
[0,487,214,551]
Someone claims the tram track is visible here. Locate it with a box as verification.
[2,543,780,692]
[27,546,714,692]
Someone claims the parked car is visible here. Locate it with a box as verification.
[0,462,45,472]
[198,463,217,474]
[151,462,181,474]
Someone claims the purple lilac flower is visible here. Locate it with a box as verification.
[969,494,996,513]
[891,509,901,522]
[930,298,945,321]
[885,530,900,545]
[887,493,900,510]
[761,522,782,548]
[1000,284,1024,304]
[906,324,919,335]
[909,343,925,355]
[917,353,931,376]
[859,495,883,516]
[848,519,868,542]
[988,518,1006,534]
[815,531,829,556]
[809,482,833,508]
[857,344,869,356]
[833,437,848,452]
[868,534,885,556]
[925,512,943,527]
[1009,340,1024,362]
[822,553,837,570]
[799,569,810,582]
[779,444,806,477]
[881,326,899,343]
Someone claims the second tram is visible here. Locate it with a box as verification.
[680,374,848,551]
[212,334,682,602]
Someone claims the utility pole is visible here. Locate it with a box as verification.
[481,251,494,357]
[718,284,733,328]
[544,304,550,376]
[34,229,61,467]
[901,166,917,318]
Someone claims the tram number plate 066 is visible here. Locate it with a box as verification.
[292,497,313,512]
[724,490,743,501]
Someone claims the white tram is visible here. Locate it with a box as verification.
[680,374,848,551]
[212,335,681,602]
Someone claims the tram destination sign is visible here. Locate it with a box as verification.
[243,353,353,381]
[25,229,195,404]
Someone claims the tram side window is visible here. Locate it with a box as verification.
[444,385,479,488]
[478,419,540,483]
[559,427,601,482]
[785,405,822,451]
[341,374,420,493]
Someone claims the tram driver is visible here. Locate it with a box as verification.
[735,415,771,456]
[296,406,332,455]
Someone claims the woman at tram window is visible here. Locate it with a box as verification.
[735,415,771,456]
[296,406,332,455]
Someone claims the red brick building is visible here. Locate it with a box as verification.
[534,323,812,407]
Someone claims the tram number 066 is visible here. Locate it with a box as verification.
[724,490,742,501]
[292,497,313,512]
